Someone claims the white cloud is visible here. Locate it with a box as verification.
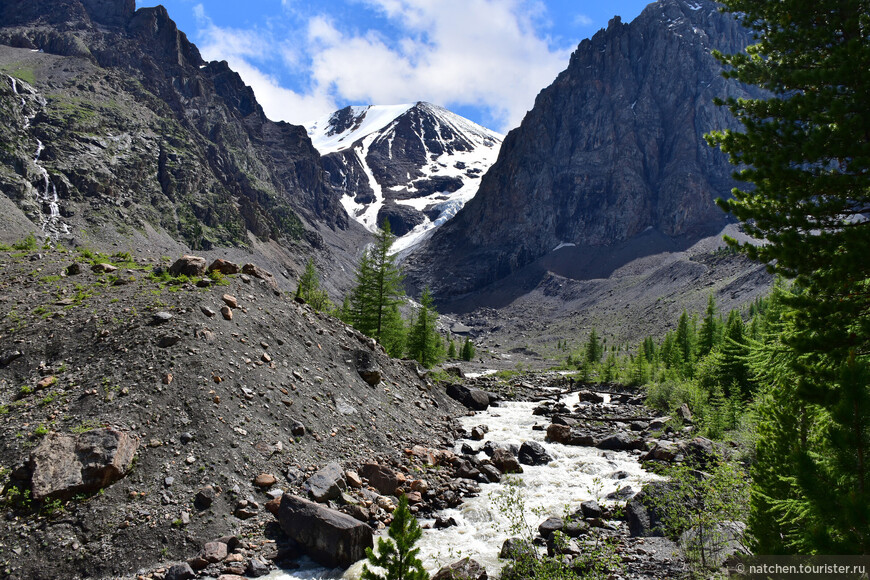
[303,0,572,131]
[188,1,574,132]
[574,13,593,27]
[191,9,338,123]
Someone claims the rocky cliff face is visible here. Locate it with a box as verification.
[0,0,352,267]
[405,0,756,299]
[308,102,501,252]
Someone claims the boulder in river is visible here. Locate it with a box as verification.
[278,494,373,568]
[518,441,551,466]
[445,383,492,411]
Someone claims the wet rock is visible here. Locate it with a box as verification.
[596,432,643,451]
[434,516,458,529]
[470,425,488,440]
[578,390,605,404]
[538,516,564,538]
[354,349,382,386]
[446,383,491,411]
[518,441,551,466]
[208,259,241,275]
[246,557,271,577]
[305,462,346,502]
[579,500,602,519]
[28,428,138,500]
[165,562,196,580]
[431,557,488,580]
[479,464,502,483]
[499,538,535,560]
[491,448,522,474]
[360,463,399,496]
[278,494,374,568]
[546,423,571,444]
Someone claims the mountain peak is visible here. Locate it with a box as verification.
[309,103,503,250]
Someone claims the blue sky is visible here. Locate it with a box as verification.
[136,0,653,132]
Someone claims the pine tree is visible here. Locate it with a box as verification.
[361,495,429,580]
[460,338,475,362]
[709,2,870,551]
[675,310,696,377]
[585,328,603,364]
[697,294,720,357]
[295,258,332,312]
[406,287,444,368]
[719,310,750,398]
[348,220,406,348]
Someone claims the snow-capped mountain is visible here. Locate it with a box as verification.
[307,102,503,253]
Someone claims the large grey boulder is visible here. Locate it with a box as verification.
[278,494,373,568]
[518,441,552,466]
[305,462,346,502]
[354,349,382,386]
[28,429,138,500]
[168,255,206,277]
[625,481,675,537]
[446,383,492,411]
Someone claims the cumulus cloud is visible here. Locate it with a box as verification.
[189,0,574,132]
[304,0,572,131]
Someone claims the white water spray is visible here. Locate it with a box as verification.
[265,389,659,580]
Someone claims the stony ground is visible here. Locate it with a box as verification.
[0,243,726,580]
[0,243,465,580]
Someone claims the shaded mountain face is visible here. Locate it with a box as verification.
[307,102,502,253]
[405,0,757,300]
[0,0,349,255]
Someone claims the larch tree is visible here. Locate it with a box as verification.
[708,0,870,553]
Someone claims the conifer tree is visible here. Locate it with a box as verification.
[406,287,444,368]
[697,294,720,357]
[447,340,457,360]
[348,220,406,348]
[709,0,870,552]
[295,258,332,312]
[719,310,750,398]
[585,328,603,364]
[361,495,429,580]
[460,338,476,362]
[675,310,696,376]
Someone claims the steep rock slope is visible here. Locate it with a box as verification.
[0,0,359,287]
[307,102,502,252]
[0,247,462,579]
[405,0,756,299]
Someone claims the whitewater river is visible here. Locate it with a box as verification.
[267,389,657,579]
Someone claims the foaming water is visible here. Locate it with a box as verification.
[267,390,658,579]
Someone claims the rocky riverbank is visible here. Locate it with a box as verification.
[0,245,735,580]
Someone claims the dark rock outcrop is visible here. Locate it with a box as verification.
[406,0,758,300]
[278,494,374,569]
